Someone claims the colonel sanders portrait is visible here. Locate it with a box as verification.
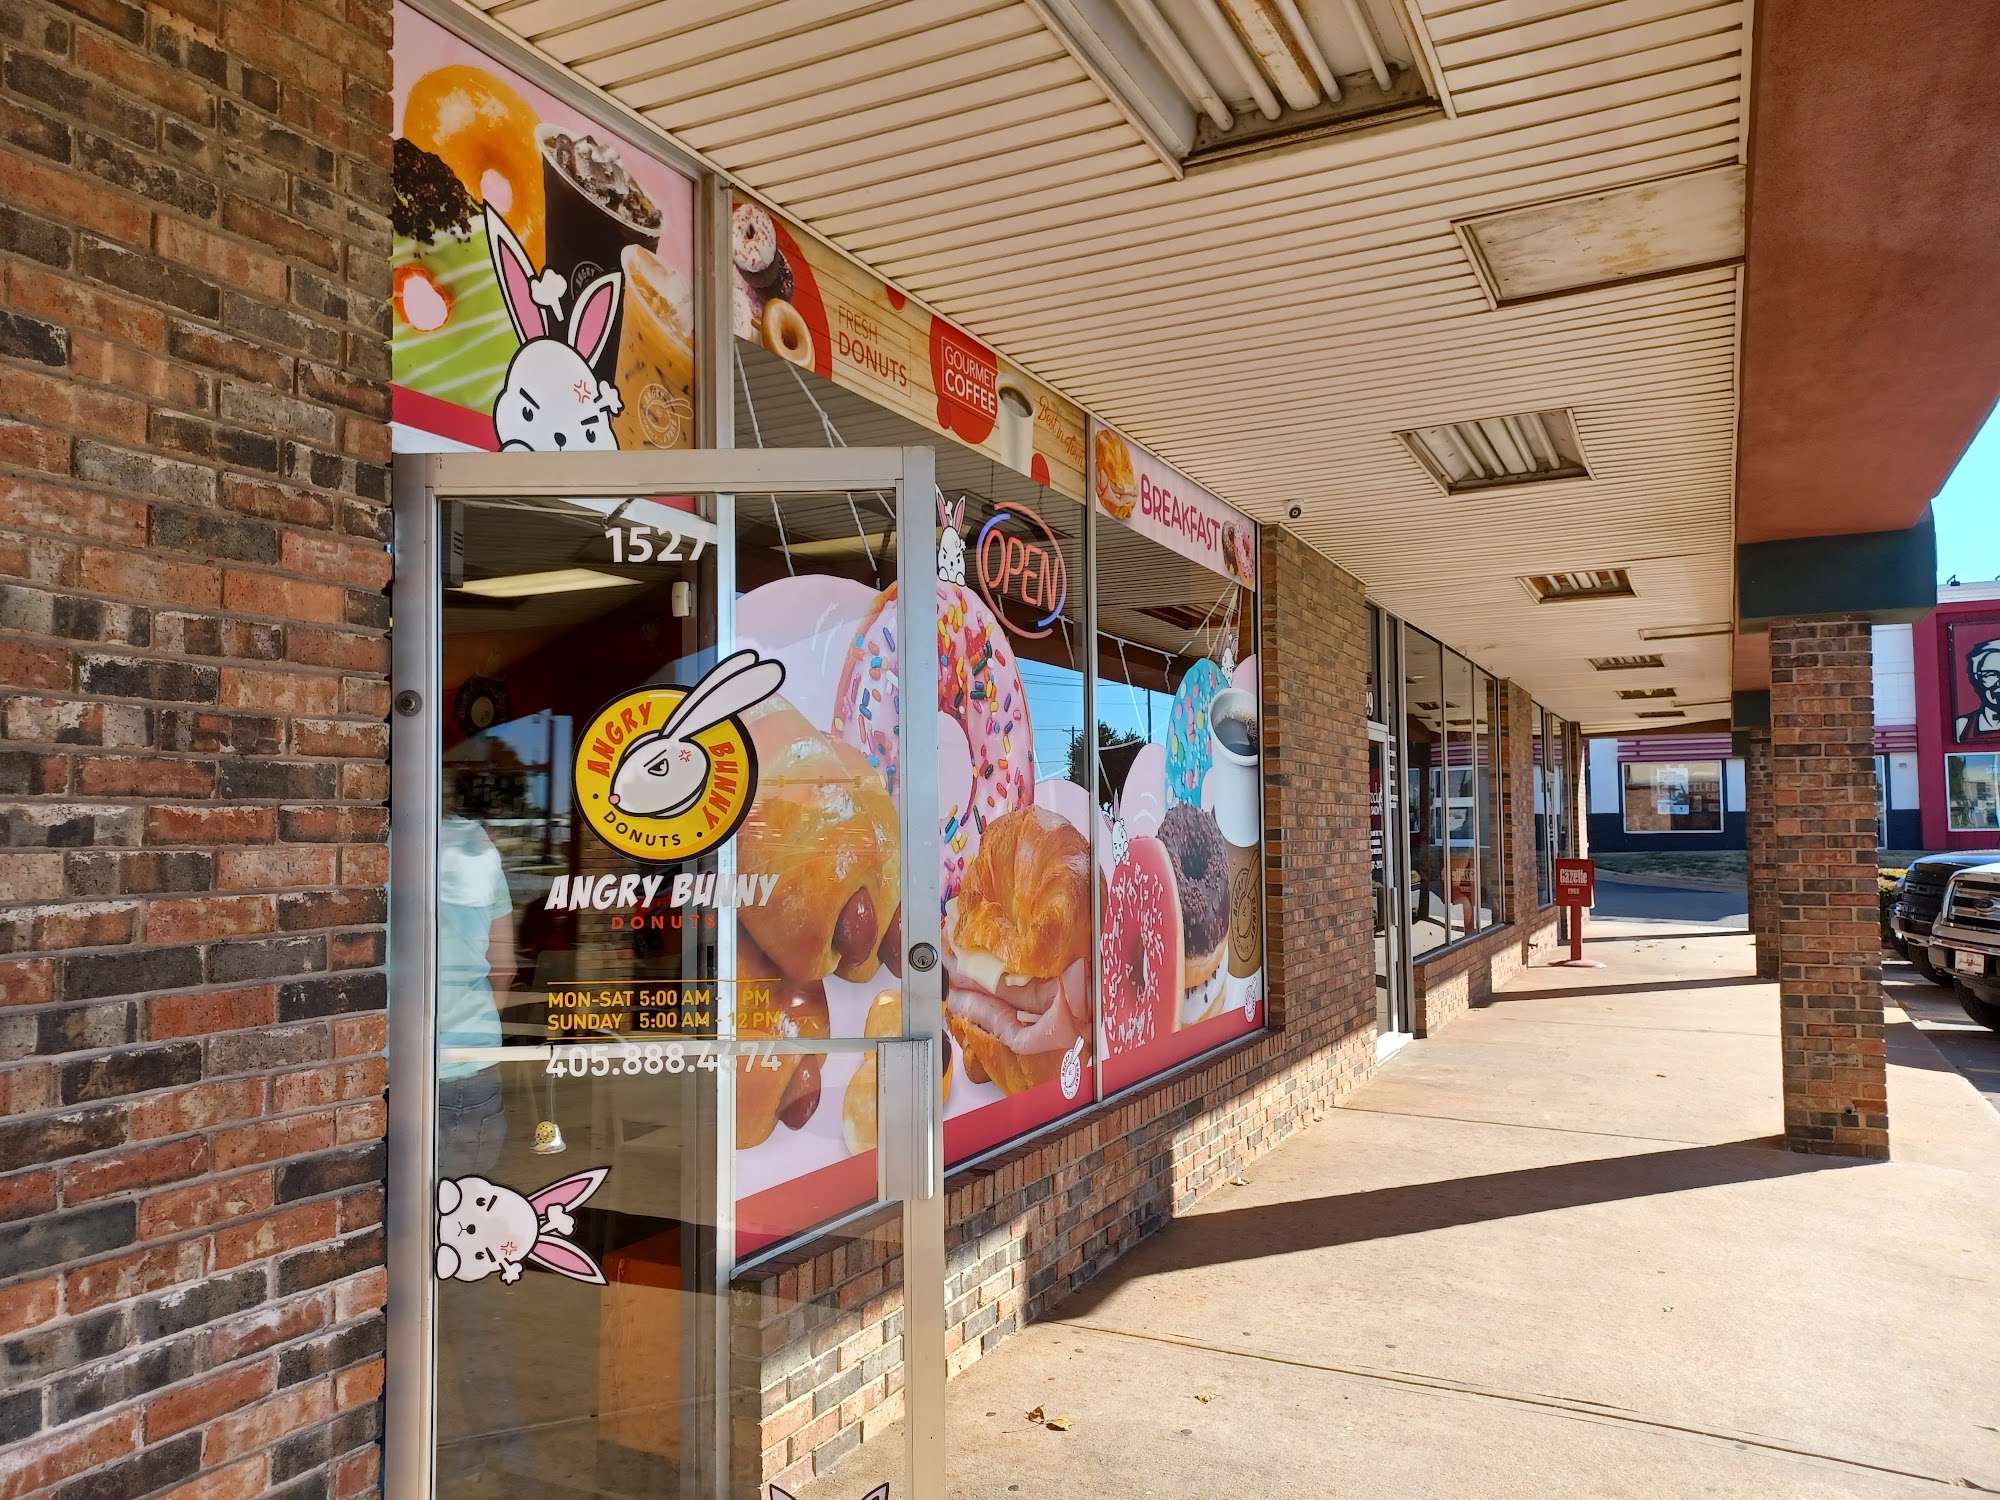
[1954,639,2000,742]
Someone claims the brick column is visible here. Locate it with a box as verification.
[1498,683,1539,953]
[1769,617,1887,1158]
[1744,727,1779,979]
[0,3,393,1497]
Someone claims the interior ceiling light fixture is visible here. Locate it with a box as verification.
[1635,709,1687,719]
[1038,0,1444,168]
[1454,164,1746,307]
[456,569,641,600]
[1397,408,1589,495]
[1518,568,1635,605]
[1616,687,1679,700]
[1638,623,1734,641]
[1590,654,1666,672]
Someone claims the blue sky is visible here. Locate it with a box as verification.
[1936,399,2000,583]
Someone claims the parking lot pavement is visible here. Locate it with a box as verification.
[1887,955,2000,1113]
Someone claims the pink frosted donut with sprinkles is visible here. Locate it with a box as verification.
[832,581,1034,902]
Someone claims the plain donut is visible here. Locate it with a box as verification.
[761,297,813,367]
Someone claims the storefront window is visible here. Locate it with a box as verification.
[1092,422,1264,1097]
[1442,650,1477,939]
[1947,753,2000,831]
[732,342,1096,1188]
[1405,630,1446,956]
[1622,760,1724,833]
[1475,669,1504,929]
[1533,706,1553,906]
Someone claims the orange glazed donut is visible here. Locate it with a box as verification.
[760,297,814,367]
[403,66,546,264]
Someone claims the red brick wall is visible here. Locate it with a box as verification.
[1768,617,1886,1158]
[0,1,394,1496]
[731,527,1382,1494]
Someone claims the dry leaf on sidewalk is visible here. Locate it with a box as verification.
[1194,1392,1215,1403]
[1025,1406,1044,1423]
[1045,1416,1073,1431]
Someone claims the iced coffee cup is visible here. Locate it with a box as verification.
[612,245,697,450]
[1207,687,1264,1005]
[536,124,662,378]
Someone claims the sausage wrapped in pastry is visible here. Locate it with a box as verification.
[738,696,902,984]
[735,933,829,1149]
[944,805,1094,1096]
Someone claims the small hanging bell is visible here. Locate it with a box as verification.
[531,1119,566,1155]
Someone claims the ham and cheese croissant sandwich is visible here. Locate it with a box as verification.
[944,804,1094,1096]
[737,696,902,984]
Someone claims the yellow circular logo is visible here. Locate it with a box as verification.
[572,653,782,864]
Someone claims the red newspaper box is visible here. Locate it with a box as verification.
[1552,858,1602,967]
[1555,859,1594,906]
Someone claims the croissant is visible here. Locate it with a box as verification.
[943,805,1094,1096]
[737,696,902,984]
[734,933,829,1149]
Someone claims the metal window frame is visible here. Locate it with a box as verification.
[386,444,944,1500]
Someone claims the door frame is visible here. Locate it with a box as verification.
[386,445,946,1500]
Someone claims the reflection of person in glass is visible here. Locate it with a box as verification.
[1954,640,2000,742]
[436,745,525,1494]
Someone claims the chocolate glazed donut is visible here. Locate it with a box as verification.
[1158,803,1229,963]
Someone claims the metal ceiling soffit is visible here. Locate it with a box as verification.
[1038,0,1443,167]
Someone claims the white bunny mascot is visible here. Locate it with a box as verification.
[937,493,967,586]
[608,650,787,819]
[484,207,624,453]
[436,1166,608,1286]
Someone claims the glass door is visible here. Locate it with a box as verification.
[1370,730,1412,1045]
[388,449,946,1500]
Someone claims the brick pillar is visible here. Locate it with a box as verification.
[1498,683,1539,953]
[1744,727,1779,978]
[0,2,393,1497]
[1769,617,1887,1158]
[1259,527,1371,1035]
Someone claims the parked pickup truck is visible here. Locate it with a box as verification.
[1925,861,2000,1032]
[1891,849,2000,984]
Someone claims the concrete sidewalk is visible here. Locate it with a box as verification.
[824,912,2000,1498]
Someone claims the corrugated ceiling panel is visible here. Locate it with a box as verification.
[473,0,1745,728]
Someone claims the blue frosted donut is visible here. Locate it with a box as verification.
[1166,659,1227,806]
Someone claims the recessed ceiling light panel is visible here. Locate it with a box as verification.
[1519,568,1634,604]
[1589,654,1666,672]
[1397,408,1589,495]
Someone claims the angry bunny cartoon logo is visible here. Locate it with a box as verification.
[484,206,624,453]
[436,1167,608,1286]
[574,650,785,863]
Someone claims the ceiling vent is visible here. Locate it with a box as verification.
[1042,0,1445,167]
[1590,654,1665,672]
[1518,569,1634,605]
[1454,165,1746,307]
[1635,710,1686,720]
[1616,687,1679,701]
[1397,408,1589,495]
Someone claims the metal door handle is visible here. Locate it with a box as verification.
[876,1037,936,1203]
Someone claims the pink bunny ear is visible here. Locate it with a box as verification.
[526,1235,606,1285]
[485,208,547,344]
[567,272,621,367]
[529,1166,608,1217]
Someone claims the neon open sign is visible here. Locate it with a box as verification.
[975,500,1067,639]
